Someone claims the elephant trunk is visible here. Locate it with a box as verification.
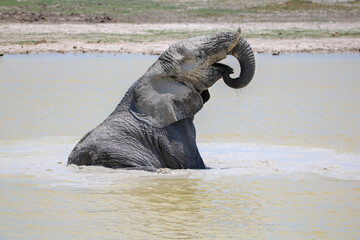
[223,30,255,89]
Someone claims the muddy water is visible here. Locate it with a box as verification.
[0,53,359,239]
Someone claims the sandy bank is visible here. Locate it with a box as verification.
[0,23,359,55]
[1,38,359,55]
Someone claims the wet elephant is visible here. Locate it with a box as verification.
[68,28,255,171]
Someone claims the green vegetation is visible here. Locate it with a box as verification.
[257,0,352,11]
[250,28,360,39]
[0,0,359,23]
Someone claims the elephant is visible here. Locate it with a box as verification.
[67,28,255,171]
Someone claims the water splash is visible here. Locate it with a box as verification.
[0,137,359,188]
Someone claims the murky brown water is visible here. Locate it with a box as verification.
[1,173,359,239]
[0,53,359,239]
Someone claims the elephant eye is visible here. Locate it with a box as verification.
[194,51,205,64]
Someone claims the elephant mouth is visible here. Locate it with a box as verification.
[195,62,235,104]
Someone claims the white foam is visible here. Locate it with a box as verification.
[199,143,360,180]
[0,137,359,187]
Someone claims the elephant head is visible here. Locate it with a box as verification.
[130,28,255,128]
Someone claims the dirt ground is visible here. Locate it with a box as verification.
[0,0,359,55]
[0,22,359,55]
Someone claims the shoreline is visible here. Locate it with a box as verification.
[1,23,359,55]
[0,38,360,55]
[2,38,359,55]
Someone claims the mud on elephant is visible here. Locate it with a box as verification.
[68,28,255,171]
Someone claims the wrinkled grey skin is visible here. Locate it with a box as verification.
[68,29,255,171]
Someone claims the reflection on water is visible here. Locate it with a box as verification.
[0,53,360,239]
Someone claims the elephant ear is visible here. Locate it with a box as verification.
[129,77,204,128]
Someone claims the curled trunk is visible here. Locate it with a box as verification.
[223,37,255,89]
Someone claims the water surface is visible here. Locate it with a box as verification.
[1,53,359,152]
[0,53,359,239]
